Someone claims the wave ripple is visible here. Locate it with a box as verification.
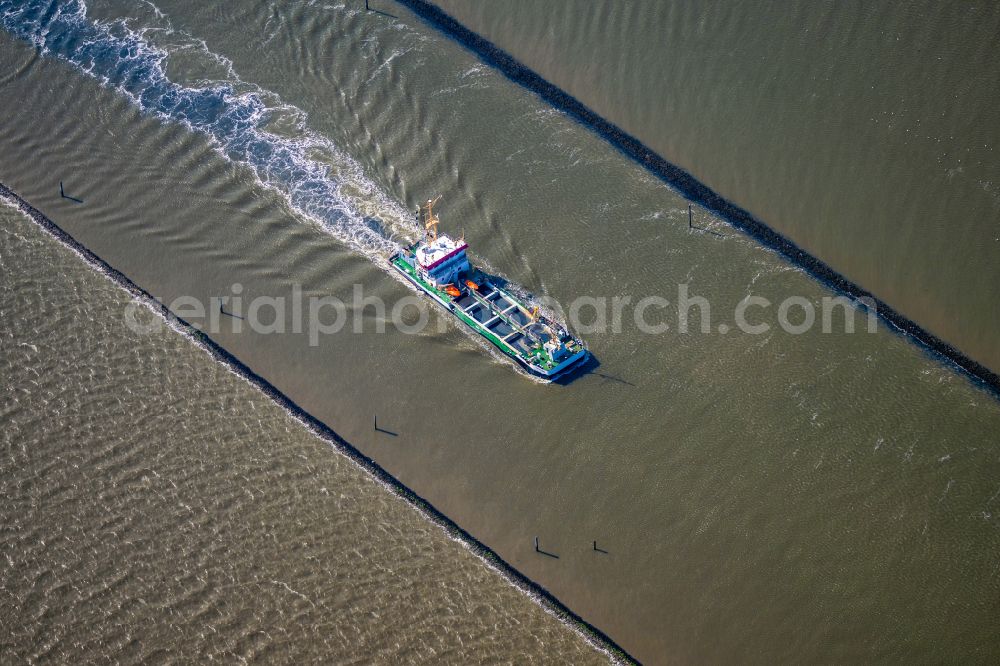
[0,0,409,257]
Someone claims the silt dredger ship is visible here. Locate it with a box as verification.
[391,197,589,381]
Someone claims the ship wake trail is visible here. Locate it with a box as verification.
[0,0,409,259]
[0,0,587,375]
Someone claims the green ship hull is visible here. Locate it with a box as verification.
[391,249,589,381]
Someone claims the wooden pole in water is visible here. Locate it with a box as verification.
[688,203,693,230]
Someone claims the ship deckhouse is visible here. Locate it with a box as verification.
[414,197,470,286]
[416,234,470,286]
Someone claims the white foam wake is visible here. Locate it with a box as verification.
[0,0,413,260]
[0,0,570,380]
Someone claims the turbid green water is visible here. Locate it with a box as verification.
[0,201,607,663]
[434,0,1000,372]
[2,2,1000,663]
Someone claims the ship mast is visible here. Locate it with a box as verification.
[419,195,442,242]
